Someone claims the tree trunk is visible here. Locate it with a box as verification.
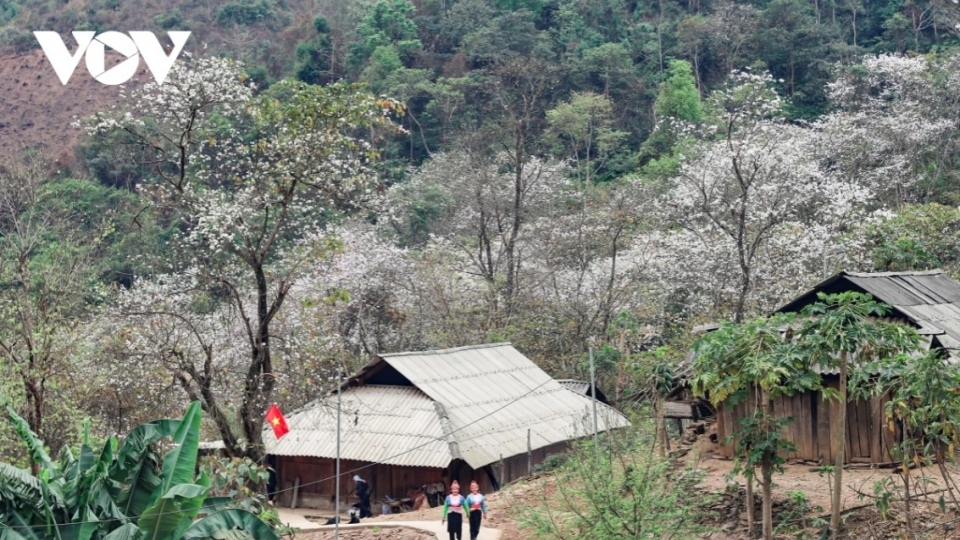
[936,457,960,512]
[761,388,774,540]
[902,462,914,537]
[735,271,750,323]
[831,352,848,539]
[746,475,755,535]
[504,125,524,315]
[239,263,280,460]
[762,462,774,540]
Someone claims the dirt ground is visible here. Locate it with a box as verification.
[365,477,555,540]
[300,530,434,540]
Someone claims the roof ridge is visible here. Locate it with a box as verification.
[379,342,512,357]
[844,269,945,277]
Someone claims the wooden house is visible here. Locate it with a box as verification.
[264,343,629,511]
[714,270,960,464]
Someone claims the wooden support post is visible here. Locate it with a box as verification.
[527,429,532,476]
[291,476,300,509]
[499,454,504,490]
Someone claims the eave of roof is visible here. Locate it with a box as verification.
[264,385,452,468]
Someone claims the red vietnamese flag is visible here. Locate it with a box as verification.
[265,403,289,439]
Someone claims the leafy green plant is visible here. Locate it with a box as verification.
[774,490,823,538]
[797,292,922,538]
[531,453,567,474]
[216,0,278,27]
[692,313,820,540]
[201,456,270,500]
[870,477,897,520]
[259,507,300,539]
[518,422,709,539]
[0,398,279,540]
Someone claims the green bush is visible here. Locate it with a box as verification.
[155,8,186,30]
[216,0,278,27]
[531,452,568,474]
[519,422,711,539]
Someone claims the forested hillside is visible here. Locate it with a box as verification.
[2,0,960,466]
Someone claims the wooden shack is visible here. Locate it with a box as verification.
[713,270,958,464]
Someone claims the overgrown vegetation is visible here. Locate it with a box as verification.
[519,421,710,539]
[0,399,279,540]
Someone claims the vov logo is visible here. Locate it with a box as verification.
[34,31,190,86]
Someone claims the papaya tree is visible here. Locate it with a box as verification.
[692,313,820,540]
[0,397,279,540]
[796,292,922,539]
[851,347,960,534]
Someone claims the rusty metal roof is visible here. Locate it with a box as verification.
[266,344,630,469]
[264,385,452,467]
[777,270,960,351]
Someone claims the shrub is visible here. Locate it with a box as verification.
[216,0,278,27]
[519,422,711,539]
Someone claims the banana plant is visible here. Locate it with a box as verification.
[0,398,278,540]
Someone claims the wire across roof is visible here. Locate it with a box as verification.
[265,343,630,469]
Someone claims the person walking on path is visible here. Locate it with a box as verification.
[441,480,468,540]
[353,475,373,518]
[465,480,488,540]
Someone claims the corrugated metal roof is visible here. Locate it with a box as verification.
[266,344,630,469]
[264,385,452,468]
[380,343,630,469]
[556,379,610,404]
[778,270,960,354]
[557,380,591,395]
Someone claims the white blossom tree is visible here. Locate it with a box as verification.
[816,54,956,207]
[662,70,872,322]
[87,58,401,458]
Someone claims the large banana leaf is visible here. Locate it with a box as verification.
[177,509,279,540]
[168,473,211,540]
[1,394,54,473]
[0,523,31,540]
[114,420,181,467]
[0,463,42,499]
[102,524,139,540]
[150,403,201,510]
[3,508,47,540]
[57,505,98,540]
[114,420,180,519]
[138,483,208,540]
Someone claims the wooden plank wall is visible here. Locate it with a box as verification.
[715,385,899,464]
[275,443,573,511]
[276,456,447,510]
[275,456,510,511]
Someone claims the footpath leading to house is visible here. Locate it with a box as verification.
[276,508,502,540]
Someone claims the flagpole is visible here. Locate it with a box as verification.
[335,362,341,539]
